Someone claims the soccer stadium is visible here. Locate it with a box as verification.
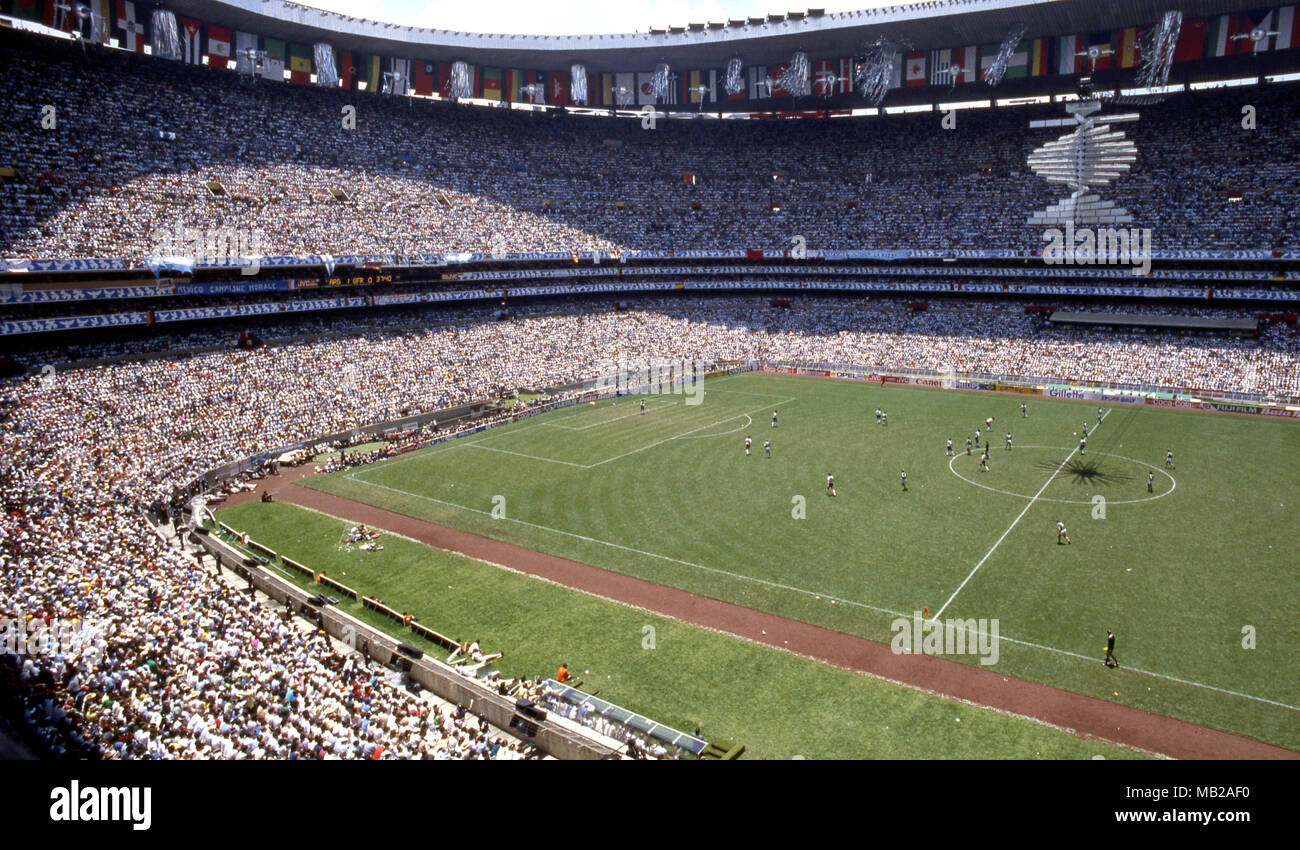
[1,0,1298,769]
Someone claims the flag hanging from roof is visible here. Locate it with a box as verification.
[9,0,40,22]
[1115,26,1141,67]
[1277,6,1300,50]
[1057,34,1083,73]
[288,43,312,84]
[1026,38,1049,76]
[233,31,257,74]
[904,52,926,86]
[339,50,355,89]
[207,23,231,68]
[507,69,524,102]
[688,69,717,103]
[1206,14,1239,57]
[549,71,568,105]
[178,16,203,64]
[1238,9,1275,52]
[1004,42,1030,79]
[978,43,1001,78]
[366,54,382,91]
[1085,31,1114,69]
[484,66,503,100]
[389,58,411,94]
[261,38,286,81]
[413,61,435,96]
[1175,17,1207,61]
[928,49,953,85]
[115,0,145,54]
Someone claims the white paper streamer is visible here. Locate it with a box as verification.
[857,37,904,106]
[983,24,1027,87]
[150,9,180,60]
[1137,11,1182,89]
[313,44,338,87]
[724,57,744,97]
[651,63,671,100]
[450,61,473,98]
[570,64,588,105]
[776,51,811,98]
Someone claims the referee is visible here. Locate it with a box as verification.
[1103,630,1119,668]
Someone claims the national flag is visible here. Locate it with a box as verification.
[288,43,312,84]
[549,71,568,105]
[506,69,522,101]
[1175,18,1207,61]
[1085,32,1114,70]
[611,72,633,105]
[904,52,926,86]
[1238,9,1275,52]
[747,66,771,99]
[483,67,503,100]
[91,0,112,43]
[178,16,203,64]
[978,43,1001,78]
[1278,6,1300,50]
[526,70,547,103]
[1116,26,1141,67]
[889,52,903,89]
[207,23,231,69]
[1028,38,1050,76]
[339,51,355,89]
[234,31,257,74]
[10,0,40,22]
[1206,14,1238,57]
[389,58,411,95]
[725,67,746,100]
[949,46,977,83]
[115,0,145,53]
[1057,34,1083,73]
[1004,43,1030,79]
[769,64,790,97]
[688,69,717,103]
[928,49,954,85]
[262,38,286,81]
[413,61,435,96]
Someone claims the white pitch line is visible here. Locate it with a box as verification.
[930,411,1112,622]
[327,474,1299,712]
[539,397,679,431]
[464,442,593,467]
[585,396,797,468]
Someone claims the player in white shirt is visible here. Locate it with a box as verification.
[826,474,836,497]
[946,439,954,456]
[899,470,908,490]
[772,410,778,427]
[744,436,752,456]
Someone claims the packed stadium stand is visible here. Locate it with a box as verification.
[1,28,1298,257]
[2,0,1299,760]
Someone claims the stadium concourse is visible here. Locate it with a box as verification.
[2,295,1299,757]
[0,29,1298,257]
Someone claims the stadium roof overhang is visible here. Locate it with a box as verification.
[164,0,1285,71]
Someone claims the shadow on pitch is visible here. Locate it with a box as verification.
[1032,457,1135,487]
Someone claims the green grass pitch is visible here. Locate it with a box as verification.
[216,500,1147,760]
[254,372,1297,751]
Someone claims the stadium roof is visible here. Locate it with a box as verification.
[164,0,1282,71]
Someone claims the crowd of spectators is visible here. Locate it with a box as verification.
[1,29,1297,260]
[2,294,1297,758]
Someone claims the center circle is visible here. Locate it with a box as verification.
[947,445,1176,505]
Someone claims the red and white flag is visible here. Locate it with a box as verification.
[207,24,231,69]
[179,16,203,64]
[905,52,926,86]
[115,0,145,54]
